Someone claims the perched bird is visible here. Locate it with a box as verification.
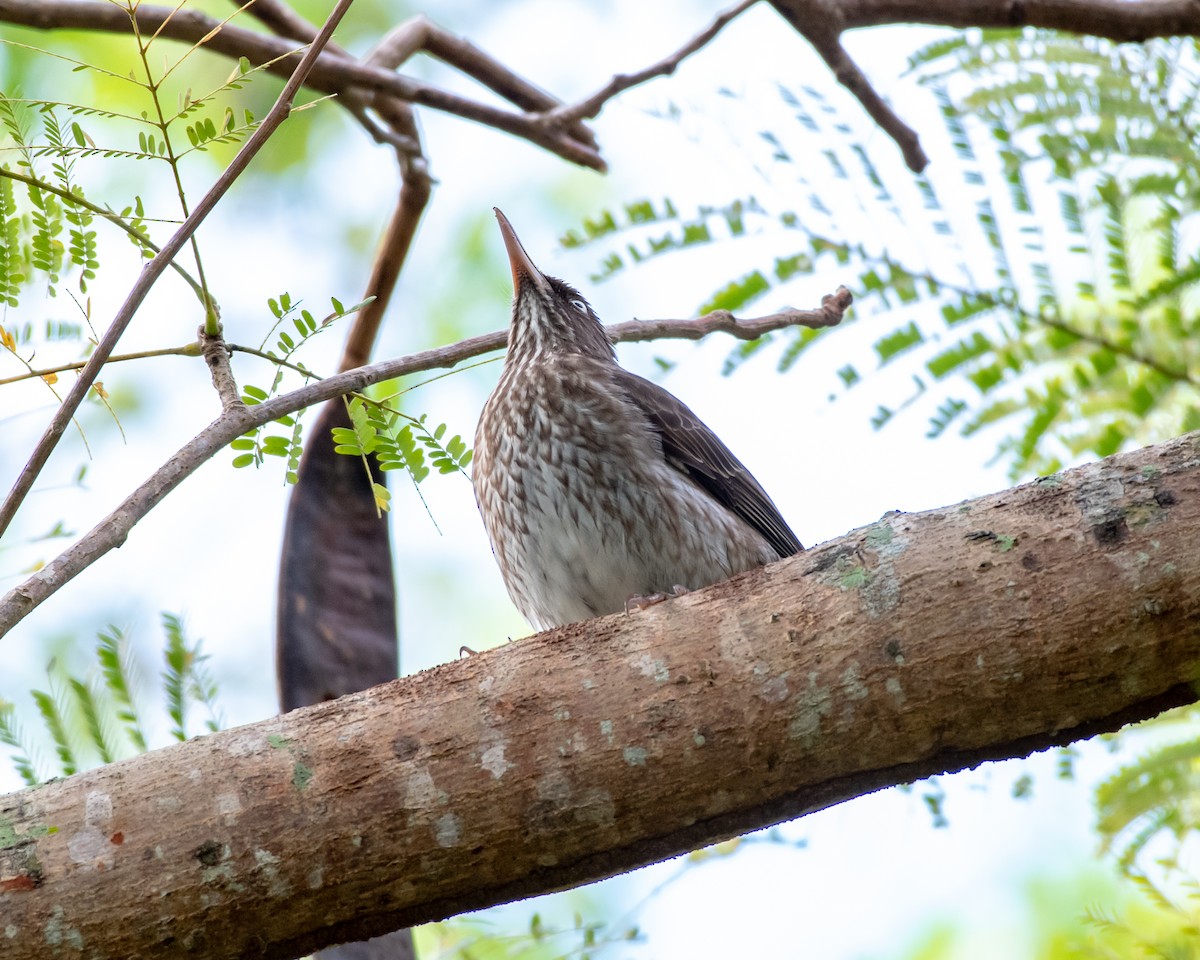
[473,208,802,631]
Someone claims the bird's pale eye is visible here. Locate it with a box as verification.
[569,298,589,314]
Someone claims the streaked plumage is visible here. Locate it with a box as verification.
[473,208,802,630]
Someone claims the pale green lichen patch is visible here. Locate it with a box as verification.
[480,742,512,780]
[630,653,670,683]
[435,813,461,848]
[1126,500,1170,527]
[693,730,707,747]
[860,566,900,617]
[841,664,869,701]
[0,817,56,849]
[885,677,905,704]
[292,762,314,790]
[254,848,290,899]
[788,674,832,747]
[865,523,894,549]
[599,720,615,745]
[995,534,1016,551]
[575,788,616,826]
[267,733,314,790]
[623,746,648,766]
[202,861,245,893]
[839,564,870,590]
[5,924,17,939]
[44,906,84,952]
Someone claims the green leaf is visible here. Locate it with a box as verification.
[873,321,925,364]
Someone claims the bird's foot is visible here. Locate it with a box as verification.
[625,585,689,615]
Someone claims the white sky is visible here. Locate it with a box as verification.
[0,2,1173,956]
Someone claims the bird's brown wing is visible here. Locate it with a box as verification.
[614,367,803,559]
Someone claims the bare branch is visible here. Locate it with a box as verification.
[0,0,606,171]
[544,0,760,127]
[622,285,852,341]
[0,288,853,636]
[368,15,597,150]
[769,0,928,172]
[8,0,1200,181]
[0,344,203,387]
[235,2,435,371]
[834,0,1200,38]
[0,0,357,540]
[3,425,1198,958]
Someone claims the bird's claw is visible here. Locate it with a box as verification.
[625,584,689,615]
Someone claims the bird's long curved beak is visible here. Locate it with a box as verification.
[494,207,545,294]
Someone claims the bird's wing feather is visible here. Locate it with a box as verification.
[613,367,803,558]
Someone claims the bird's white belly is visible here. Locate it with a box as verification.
[482,430,773,631]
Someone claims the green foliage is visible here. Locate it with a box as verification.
[161,612,222,741]
[330,395,474,514]
[0,8,284,362]
[568,36,1200,481]
[0,615,217,786]
[1094,706,1200,872]
[232,293,387,484]
[418,910,641,960]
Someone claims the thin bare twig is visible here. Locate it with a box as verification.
[543,0,760,127]
[0,343,203,386]
[0,0,358,540]
[0,287,853,636]
[769,0,929,172]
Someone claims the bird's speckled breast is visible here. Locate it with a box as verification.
[474,355,776,630]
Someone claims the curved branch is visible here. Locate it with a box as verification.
[0,0,605,171]
[0,288,853,636]
[543,0,759,127]
[2,426,1198,959]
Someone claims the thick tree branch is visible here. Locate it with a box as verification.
[2,429,1198,960]
[832,0,1200,37]
[0,289,852,637]
[0,0,354,540]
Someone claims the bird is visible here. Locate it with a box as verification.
[473,208,803,631]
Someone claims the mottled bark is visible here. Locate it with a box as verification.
[2,431,1198,960]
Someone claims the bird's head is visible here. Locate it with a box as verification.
[494,207,615,364]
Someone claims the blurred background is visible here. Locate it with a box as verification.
[2,1,1199,956]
